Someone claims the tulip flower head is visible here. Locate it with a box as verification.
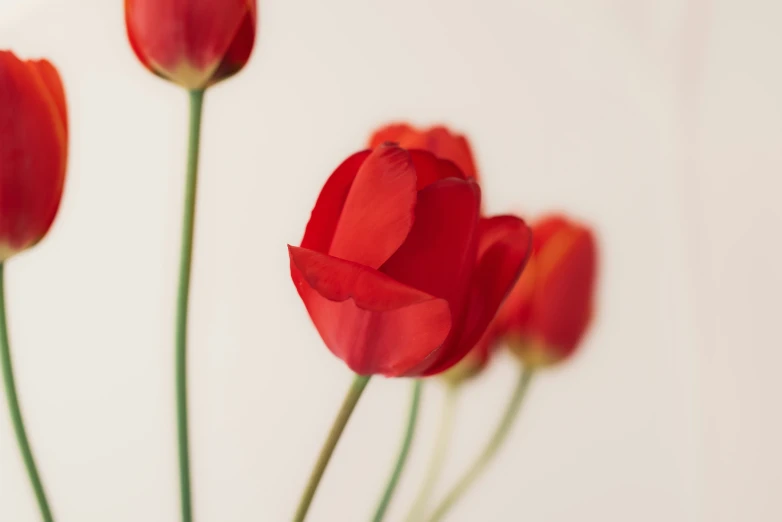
[0,51,68,261]
[369,123,479,181]
[125,0,257,89]
[290,144,531,377]
[494,215,598,367]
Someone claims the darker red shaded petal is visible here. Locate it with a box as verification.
[423,215,532,375]
[301,150,370,253]
[289,246,451,376]
[328,145,417,269]
[408,150,466,190]
[381,178,481,317]
[530,227,597,358]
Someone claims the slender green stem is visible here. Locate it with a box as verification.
[404,384,460,522]
[293,374,371,522]
[176,88,205,522]
[0,263,54,522]
[370,379,424,522]
[425,366,534,522]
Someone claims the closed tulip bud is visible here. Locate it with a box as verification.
[125,0,257,89]
[495,215,598,367]
[290,144,531,377]
[0,51,68,260]
[369,123,479,182]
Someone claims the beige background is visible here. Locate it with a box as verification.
[1,0,780,521]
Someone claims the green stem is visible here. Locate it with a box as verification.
[426,366,534,522]
[370,379,424,522]
[293,374,371,522]
[404,384,460,522]
[0,263,54,522]
[176,88,205,522]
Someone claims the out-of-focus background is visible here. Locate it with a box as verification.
[1,1,780,521]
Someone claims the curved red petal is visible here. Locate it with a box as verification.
[409,150,465,190]
[124,0,253,88]
[530,226,597,358]
[289,246,451,376]
[208,6,257,86]
[423,215,532,375]
[368,123,414,148]
[381,178,481,315]
[27,60,67,140]
[301,150,370,253]
[427,127,479,181]
[368,123,479,181]
[328,145,417,268]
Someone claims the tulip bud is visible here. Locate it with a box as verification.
[125,0,257,89]
[0,51,68,260]
[494,215,598,367]
[369,123,479,182]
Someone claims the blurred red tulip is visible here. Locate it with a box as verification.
[290,144,531,377]
[125,0,257,89]
[493,215,598,366]
[369,123,479,181]
[0,51,68,260]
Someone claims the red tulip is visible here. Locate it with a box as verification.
[493,215,598,366]
[369,123,479,181]
[125,0,257,89]
[0,51,68,261]
[290,144,531,377]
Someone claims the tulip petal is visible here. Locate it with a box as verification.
[409,150,465,190]
[423,215,532,375]
[531,226,597,357]
[368,123,413,148]
[27,60,67,139]
[425,126,478,181]
[125,0,254,88]
[301,150,370,253]
[328,145,417,268]
[0,52,67,257]
[381,177,481,324]
[289,246,451,376]
[208,8,257,86]
[368,123,479,181]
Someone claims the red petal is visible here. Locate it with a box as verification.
[328,145,417,269]
[423,215,532,375]
[27,60,67,140]
[381,177,481,330]
[208,8,257,86]
[301,150,370,253]
[409,150,465,190]
[289,246,451,376]
[125,0,255,88]
[0,52,67,257]
[426,126,479,181]
[530,225,597,358]
[368,123,413,148]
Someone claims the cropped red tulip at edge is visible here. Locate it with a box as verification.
[0,51,68,260]
[125,0,257,89]
[491,214,598,366]
[289,144,532,377]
